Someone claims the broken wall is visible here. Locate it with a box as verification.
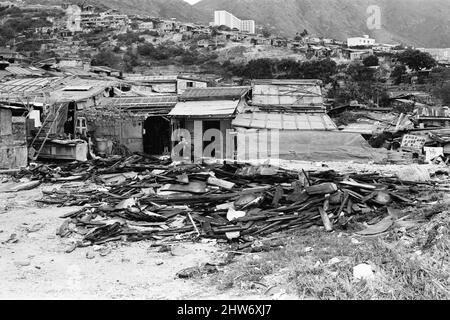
[0,111,27,169]
[86,116,144,154]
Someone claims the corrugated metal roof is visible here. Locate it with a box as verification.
[180,86,250,100]
[63,86,94,91]
[0,104,27,110]
[97,96,178,115]
[252,79,322,86]
[5,66,45,76]
[232,112,338,130]
[102,96,178,107]
[124,75,178,82]
[394,99,415,104]
[0,77,61,93]
[169,100,240,117]
[62,68,96,77]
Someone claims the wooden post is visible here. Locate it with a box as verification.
[319,194,333,232]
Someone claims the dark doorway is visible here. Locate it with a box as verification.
[203,120,221,158]
[143,116,171,155]
[64,102,76,138]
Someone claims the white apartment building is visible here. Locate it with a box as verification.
[214,10,255,34]
[347,35,376,47]
[240,19,255,34]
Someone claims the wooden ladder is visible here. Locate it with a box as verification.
[29,103,65,161]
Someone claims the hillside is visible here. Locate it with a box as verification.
[23,0,206,22]
[195,0,450,47]
[23,0,450,47]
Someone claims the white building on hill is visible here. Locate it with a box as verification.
[213,10,255,34]
[347,35,375,47]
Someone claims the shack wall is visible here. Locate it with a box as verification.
[87,117,143,154]
[252,84,323,106]
[0,113,27,169]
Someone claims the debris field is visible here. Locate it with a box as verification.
[6,154,449,254]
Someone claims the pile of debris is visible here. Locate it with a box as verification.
[20,155,449,252]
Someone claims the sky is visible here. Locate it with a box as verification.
[183,0,202,5]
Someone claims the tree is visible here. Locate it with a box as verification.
[261,27,271,38]
[433,82,450,105]
[391,65,406,84]
[300,29,308,37]
[363,55,379,67]
[137,43,155,56]
[347,64,375,82]
[396,49,437,71]
[123,49,139,72]
[241,59,274,79]
[91,49,120,68]
[218,25,231,31]
[300,59,337,83]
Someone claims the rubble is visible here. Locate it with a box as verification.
[5,154,446,252]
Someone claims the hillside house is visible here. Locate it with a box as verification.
[177,76,209,95]
[139,22,155,30]
[347,35,376,48]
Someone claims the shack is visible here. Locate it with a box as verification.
[169,87,251,161]
[232,79,384,163]
[82,96,178,155]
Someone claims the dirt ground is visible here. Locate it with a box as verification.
[1,161,448,300]
[0,184,285,299]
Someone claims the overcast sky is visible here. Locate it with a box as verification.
[183,0,202,4]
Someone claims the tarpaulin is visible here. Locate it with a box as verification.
[235,129,387,163]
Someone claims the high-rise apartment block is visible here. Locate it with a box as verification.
[214,10,255,34]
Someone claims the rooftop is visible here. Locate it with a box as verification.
[252,79,323,86]
[179,86,250,101]
[124,75,178,83]
[0,77,62,94]
[232,111,338,131]
[97,96,178,115]
[169,100,241,118]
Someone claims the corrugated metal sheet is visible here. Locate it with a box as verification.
[103,96,178,107]
[62,68,96,77]
[252,79,322,86]
[125,75,178,82]
[63,86,94,91]
[169,100,239,117]
[51,78,118,103]
[5,66,45,76]
[252,80,323,107]
[232,112,338,130]
[0,77,61,93]
[180,86,250,100]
